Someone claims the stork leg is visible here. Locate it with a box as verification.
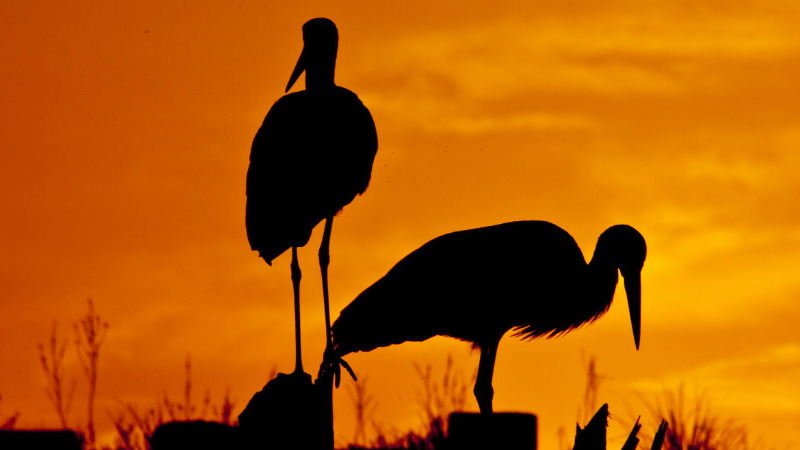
[474,341,499,415]
[317,216,357,387]
[319,216,334,350]
[319,217,335,450]
[291,246,304,375]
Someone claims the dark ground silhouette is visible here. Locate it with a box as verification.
[0,430,82,450]
[150,421,236,450]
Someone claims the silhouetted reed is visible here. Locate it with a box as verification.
[413,355,471,436]
[638,384,749,450]
[349,377,377,447]
[0,394,19,430]
[37,299,107,449]
[38,321,76,429]
[109,356,237,450]
[75,299,109,448]
[344,355,472,450]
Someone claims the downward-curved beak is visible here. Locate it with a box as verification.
[623,271,641,350]
[286,48,306,93]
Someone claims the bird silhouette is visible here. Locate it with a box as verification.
[246,18,378,375]
[330,221,645,413]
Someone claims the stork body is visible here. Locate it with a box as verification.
[246,86,377,262]
[331,221,645,413]
[246,18,378,374]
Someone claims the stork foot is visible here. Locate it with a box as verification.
[319,347,357,388]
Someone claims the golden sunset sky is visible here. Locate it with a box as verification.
[2,1,799,449]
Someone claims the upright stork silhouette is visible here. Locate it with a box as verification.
[331,221,646,413]
[246,18,378,375]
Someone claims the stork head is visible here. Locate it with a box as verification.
[286,18,338,92]
[597,225,647,350]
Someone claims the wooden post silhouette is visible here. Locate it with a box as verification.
[448,412,538,450]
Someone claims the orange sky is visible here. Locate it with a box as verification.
[2,1,800,449]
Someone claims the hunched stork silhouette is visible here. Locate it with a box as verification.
[246,18,378,375]
[330,221,646,413]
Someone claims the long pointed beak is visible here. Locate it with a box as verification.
[623,271,641,350]
[285,48,306,93]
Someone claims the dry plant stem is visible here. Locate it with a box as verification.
[110,359,237,450]
[580,356,604,424]
[0,394,20,430]
[641,384,749,450]
[349,377,377,446]
[74,298,109,447]
[38,321,75,429]
[413,355,470,433]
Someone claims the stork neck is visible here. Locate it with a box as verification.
[586,258,619,315]
[305,63,336,91]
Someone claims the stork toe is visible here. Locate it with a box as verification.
[319,349,357,387]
